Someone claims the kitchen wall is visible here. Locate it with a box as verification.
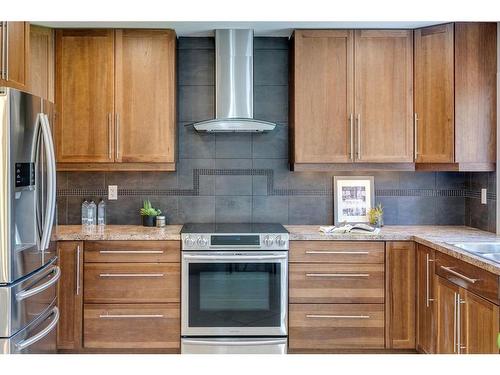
[56,37,495,231]
[465,172,497,232]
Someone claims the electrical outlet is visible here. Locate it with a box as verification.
[108,185,118,200]
[481,188,487,204]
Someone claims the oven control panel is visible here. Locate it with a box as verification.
[181,233,289,251]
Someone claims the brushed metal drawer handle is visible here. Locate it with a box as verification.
[306,251,370,255]
[306,314,370,319]
[306,273,370,278]
[440,266,478,284]
[99,314,164,319]
[99,250,165,254]
[99,273,165,278]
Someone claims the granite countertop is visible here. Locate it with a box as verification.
[286,225,500,275]
[54,224,500,275]
[54,225,183,241]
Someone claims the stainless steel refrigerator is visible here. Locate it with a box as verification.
[0,87,59,354]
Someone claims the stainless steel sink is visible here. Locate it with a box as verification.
[446,242,500,264]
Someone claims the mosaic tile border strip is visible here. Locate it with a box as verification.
[57,168,497,200]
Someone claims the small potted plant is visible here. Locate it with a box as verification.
[140,200,161,227]
[368,203,384,228]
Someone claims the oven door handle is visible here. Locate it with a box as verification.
[182,254,287,261]
[182,339,287,346]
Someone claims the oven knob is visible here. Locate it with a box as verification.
[184,236,195,247]
[197,236,208,247]
[264,235,274,247]
[275,235,286,247]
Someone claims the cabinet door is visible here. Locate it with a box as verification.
[115,29,176,163]
[354,30,413,162]
[292,30,354,163]
[55,29,114,163]
[29,25,54,101]
[0,22,30,89]
[416,245,436,353]
[435,276,460,354]
[57,241,83,351]
[414,24,454,163]
[385,242,416,349]
[462,289,500,354]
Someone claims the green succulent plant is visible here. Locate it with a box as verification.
[140,200,161,217]
[368,203,384,225]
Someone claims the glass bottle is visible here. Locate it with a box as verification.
[81,200,89,225]
[98,199,106,226]
[88,200,97,226]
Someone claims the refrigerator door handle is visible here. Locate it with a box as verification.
[32,115,44,248]
[39,113,56,251]
[15,307,59,351]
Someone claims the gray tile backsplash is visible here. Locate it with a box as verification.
[57,37,495,232]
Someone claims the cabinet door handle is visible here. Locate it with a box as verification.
[4,21,8,80]
[458,297,466,354]
[115,113,120,160]
[306,314,370,319]
[426,253,435,307]
[440,266,478,284]
[453,292,458,353]
[356,114,361,160]
[306,273,370,278]
[99,314,164,319]
[306,250,369,255]
[414,113,419,161]
[1,22,6,80]
[349,113,354,161]
[99,273,164,278]
[107,113,112,160]
[76,244,81,295]
[0,22,3,79]
[99,250,165,254]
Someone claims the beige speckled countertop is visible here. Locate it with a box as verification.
[55,224,500,275]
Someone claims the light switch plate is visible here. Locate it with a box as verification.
[108,185,118,200]
[481,188,487,204]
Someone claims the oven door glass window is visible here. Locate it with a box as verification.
[188,263,281,327]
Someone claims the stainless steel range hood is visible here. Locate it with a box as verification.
[193,29,276,133]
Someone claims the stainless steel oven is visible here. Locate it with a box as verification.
[180,223,289,354]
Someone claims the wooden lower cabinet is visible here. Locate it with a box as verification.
[56,241,83,350]
[289,263,385,304]
[435,275,500,354]
[289,304,385,350]
[83,263,180,304]
[416,244,436,353]
[83,303,180,349]
[385,242,416,349]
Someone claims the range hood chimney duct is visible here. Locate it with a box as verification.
[193,29,276,133]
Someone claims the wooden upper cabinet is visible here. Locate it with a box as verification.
[291,30,354,164]
[414,22,496,171]
[414,24,454,163]
[29,25,54,101]
[55,29,115,163]
[0,22,30,90]
[354,30,414,163]
[115,29,176,163]
[454,23,497,166]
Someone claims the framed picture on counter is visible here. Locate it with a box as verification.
[333,176,374,225]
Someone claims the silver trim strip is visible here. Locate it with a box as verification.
[305,250,370,255]
[181,339,286,346]
[99,314,164,319]
[99,273,164,278]
[99,250,165,254]
[183,254,287,261]
[306,273,370,278]
[306,314,370,319]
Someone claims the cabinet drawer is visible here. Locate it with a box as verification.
[289,304,385,350]
[84,263,180,303]
[85,241,180,263]
[83,304,180,349]
[435,252,499,305]
[289,263,384,303]
[290,241,384,263]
